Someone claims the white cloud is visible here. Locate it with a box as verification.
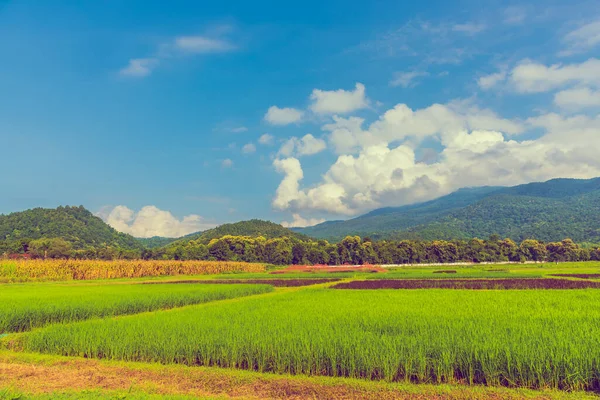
[229,126,248,133]
[119,58,158,77]
[309,83,369,114]
[478,71,506,90]
[264,106,304,125]
[258,133,274,145]
[272,101,600,217]
[278,134,327,157]
[281,214,325,228]
[390,71,429,88]
[242,143,256,154]
[221,159,233,168]
[510,58,600,93]
[104,205,214,238]
[554,87,600,110]
[174,36,235,53]
[323,100,523,154]
[119,28,236,78]
[561,20,600,56]
[452,23,486,35]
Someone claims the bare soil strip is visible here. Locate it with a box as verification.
[0,351,592,399]
[271,265,386,274]
[142,279,341,287]
[332,278,600,290]
[550,274,600,279]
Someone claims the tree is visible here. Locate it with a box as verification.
[29,238,73,259]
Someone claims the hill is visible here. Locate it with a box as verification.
[171,219,309,245]
[296,177,600,242]
[0,206,142,252]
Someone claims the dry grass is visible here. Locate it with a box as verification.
[0,351,591,400]
[0,259,265,282]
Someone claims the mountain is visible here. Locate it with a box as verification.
[0,206,142,251]
[136,236,180,249]
[171,219,309,245]
[296,178,600,243]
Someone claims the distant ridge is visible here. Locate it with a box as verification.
[0,205,142,251]
[295,177,600,243]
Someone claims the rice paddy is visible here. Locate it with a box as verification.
[4,260,600,397]
[0,282,273,333]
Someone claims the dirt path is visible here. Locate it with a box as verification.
[0,351,591,400]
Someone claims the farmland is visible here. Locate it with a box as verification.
[3,260,600,398]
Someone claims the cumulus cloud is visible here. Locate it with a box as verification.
[323,100,523,154]
[221,158,234,168]
[272,101,600,217]
[554,87,600,110]
[103,205,214,238]
[264,106,304,125]
[258,133,274,145]
[242,143,256,154]
[478,70,506,90]
[278,134,327,157]
[119,58,158,77]
[390,71,429,88]
[560,20,600,56]
[309,83,369,114]
[509,58,600,93]
[280,214,326,228]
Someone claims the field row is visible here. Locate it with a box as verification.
[12,288,600,391]
[0,283,273,333]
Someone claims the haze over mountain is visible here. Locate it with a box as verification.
[295,177,600,243]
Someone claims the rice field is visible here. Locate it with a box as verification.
[17,287,600,391]
[0,282,273,333]
[0,259,266,282]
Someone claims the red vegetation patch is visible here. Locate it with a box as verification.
[550,274,600,279]
[144,279,340,287]
[332,278,600,290]
[271,264,386,274]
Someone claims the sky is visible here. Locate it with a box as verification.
[1,0,600,237]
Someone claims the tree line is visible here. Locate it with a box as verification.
[5,235,599,265]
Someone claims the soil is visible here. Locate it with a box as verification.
[332,278,600,290]
[143,279,341,287]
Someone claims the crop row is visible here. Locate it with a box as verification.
[0,259,265,282]
[332,278,600,289]
[0,283,272,333]
[21,289,600,391]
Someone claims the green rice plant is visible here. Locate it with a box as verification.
[0,283,272,333]
[21,288,600,391]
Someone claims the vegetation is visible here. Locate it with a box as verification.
[147,234,600,265]
[297,177,600,242]
[175,219,309,243]
[3,351,592,400]
[0,259,265,282]
[0,206,142,255]
[18,288,600,391]
[0,283,272,333]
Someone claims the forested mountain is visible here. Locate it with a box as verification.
[136,236,179,249]
[0,206,142,253]
[173,219,308,245]
[296,178,600,243]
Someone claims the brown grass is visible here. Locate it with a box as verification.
[0,351,589,399]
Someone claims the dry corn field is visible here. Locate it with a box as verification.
[0,259,266,282]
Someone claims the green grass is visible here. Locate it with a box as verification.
[19,287,600,391]
[0,283,273,333]
[0,387,208,399]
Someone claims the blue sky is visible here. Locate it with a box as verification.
[1,0,600,237]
